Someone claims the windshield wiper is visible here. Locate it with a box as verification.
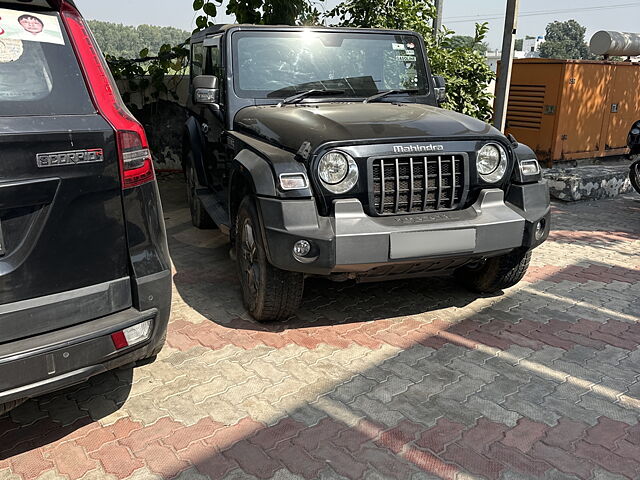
[279,89,345,106]
[364,89,419,104]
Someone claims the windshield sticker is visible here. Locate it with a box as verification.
[0,38,23,63]
[392,42,405,51]
[406,42,415,50]
[396,55,417,62]
[0,8,64,45]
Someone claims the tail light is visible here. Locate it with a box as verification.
[60,4,155,189]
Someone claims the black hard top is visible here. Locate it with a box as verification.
[190,23,419,43]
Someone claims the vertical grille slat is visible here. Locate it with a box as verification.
[379,159,386,215]
[372,154,465,216]
[450,157,457,209]
[394,159,400,214]
[422,157,428,211]
[408,157,414,213]
[436,155,443,210]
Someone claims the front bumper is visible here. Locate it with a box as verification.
[0,271,171,404]
[259,182,550,276]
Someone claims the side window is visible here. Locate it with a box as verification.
[204,36,223,79]
[191,42,204,77]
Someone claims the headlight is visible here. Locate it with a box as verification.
[318,151,359,194]
[477,143,508,183]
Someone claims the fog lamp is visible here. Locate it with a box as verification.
[293,240,312,257]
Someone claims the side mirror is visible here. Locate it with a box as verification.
[193,75,220,108]
[433,75,447,105]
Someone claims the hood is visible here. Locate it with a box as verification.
[234,102,501,152]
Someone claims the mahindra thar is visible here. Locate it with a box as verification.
[183,25,550,322]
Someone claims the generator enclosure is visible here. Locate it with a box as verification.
[503,59,640,166]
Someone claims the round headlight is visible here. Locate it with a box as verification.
[318,151,359,194]
[477,143,508,183]
[318,151,349,184]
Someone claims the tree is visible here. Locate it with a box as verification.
[192,0,322,28]
[88,21,189,58]
[448,35,488,54]
[539,20,594,60]
[327,0,496,121]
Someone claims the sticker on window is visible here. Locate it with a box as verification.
[392,43,405,51]
[0,38,23,63]
[0,8,64,45]
[396,55,417,62]
[406,42,415,50]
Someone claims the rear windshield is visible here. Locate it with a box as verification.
[0,9,94,117]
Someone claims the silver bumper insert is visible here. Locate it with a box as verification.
[333,189,525,265]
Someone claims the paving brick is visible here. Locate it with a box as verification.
[574,441,640,479]
[268,441,326,479]
[177,441,238,479]
[249,417,306,451]
[119,417,182,453]
[9,450,54,480]
[502,418,549,453]
[402,447,458,480]
[584,417,630,449]
[374,420,423,453]
[459,418,509,454]
[442,442,504,480]
[223,440,283,479]
[543,418,588,450]
[47,442,98,480]
[530,442,594,479]
[488,443,551,477]
[89,443,144,479]
[136,442,190,478]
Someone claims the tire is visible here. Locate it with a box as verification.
[235,196,304,322]
[630,161,640,195]
[456,249,532,294]
[185,152,215,229]
[0,399,26,417]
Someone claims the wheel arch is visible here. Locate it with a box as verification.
[228,149,277,241]
[183,116,208,185]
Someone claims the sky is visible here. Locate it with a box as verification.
[74,0,640,50]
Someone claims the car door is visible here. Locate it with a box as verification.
[189,35,228,190]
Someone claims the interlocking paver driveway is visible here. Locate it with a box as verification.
[1,174,639,480]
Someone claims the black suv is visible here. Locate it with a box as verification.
[0,0,171,415]
[183,25,551,322]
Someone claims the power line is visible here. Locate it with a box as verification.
[444,2,640,24]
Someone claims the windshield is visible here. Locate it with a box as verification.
[231,30,429,99]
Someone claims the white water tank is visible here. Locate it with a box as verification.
[590,31,640,56]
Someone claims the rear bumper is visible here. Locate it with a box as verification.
[0,270,171,404]
[259,182,551,276]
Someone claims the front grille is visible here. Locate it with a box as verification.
[371,155,465,215]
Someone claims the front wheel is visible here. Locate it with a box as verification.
[456,249,532,294]
[235,197,304,322]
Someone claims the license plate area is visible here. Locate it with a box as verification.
[389,229,476,260]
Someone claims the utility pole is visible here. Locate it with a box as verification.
[433,0,443,42]
[493,0,520,132]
